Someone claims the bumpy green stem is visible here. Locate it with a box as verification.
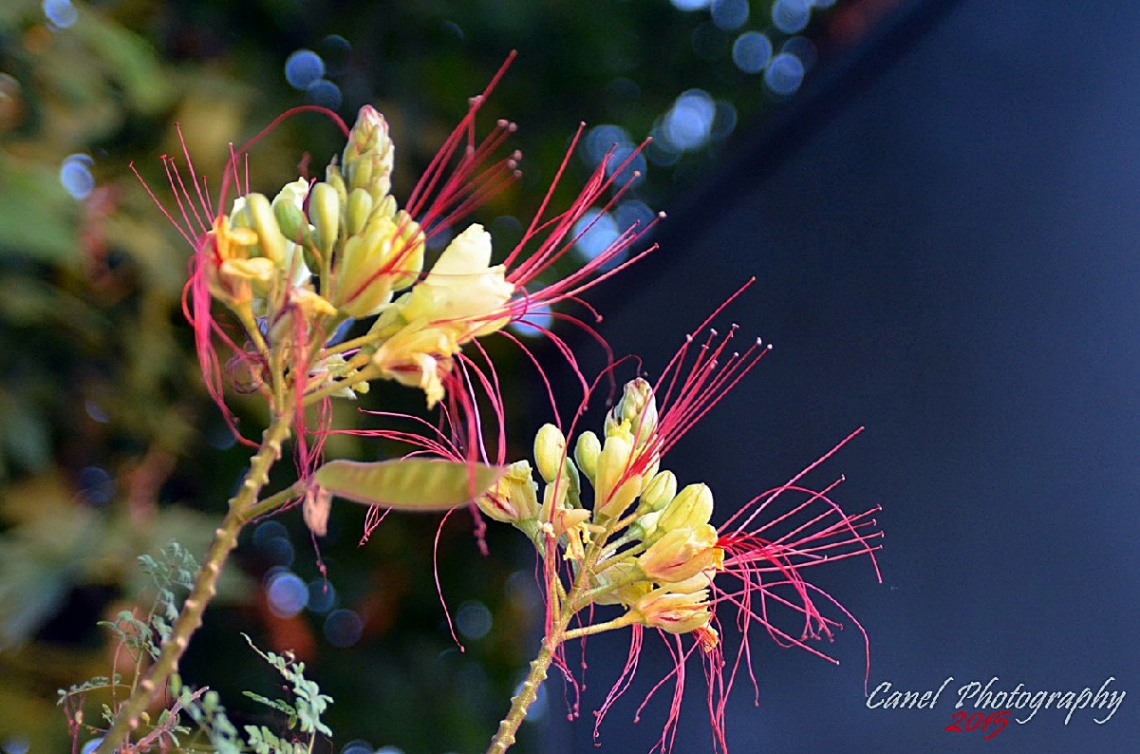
[485,635,560,754]
[96,408,295,753]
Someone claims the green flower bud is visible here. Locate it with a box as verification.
[608,378,658,441]
[344,105,394,201]
[574,431,601,482]
[640,470,677,513]
[308,182,340,258]
[658,483,714,532]
[627,509,662,542]
[271,179,310,244]
[244,193,285,265]
[346,188,374,237]
[325,163,348,205]
[591,560,652,607]
[534,424,566,483]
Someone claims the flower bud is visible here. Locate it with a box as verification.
[389,210,425,290]
[271,179,311,244]
[324,163,348,206]
[594,433,640,520]
[308,181,341,258]
[574,431,601,482]
[632,587,713,635]
[640,470,676,513]
[534,424,566,483]
[344,105,394,201]
[345,188,374,237]
[627,509,662,542]
[657,482,714,532]
[244,192,285,265]
[607,378,658,441]
[334,214,399,317]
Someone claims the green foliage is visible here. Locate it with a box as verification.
[242,634,333,738]
[98,542,198,662]
[58,544,333,753]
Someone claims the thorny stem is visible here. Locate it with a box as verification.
[96,407,296,754]
[486,524,643,753]
[485,632,562,754]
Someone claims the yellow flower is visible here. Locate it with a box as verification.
[638,524,723,584]
[632,587,713,635]
[398,223,514,336]
[370,321,457,407]
[477,460,540,526]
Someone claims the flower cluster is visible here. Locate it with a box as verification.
[124,61,881,754]
[151,56,655,473]
[477,320,882,752]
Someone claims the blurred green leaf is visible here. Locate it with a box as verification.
[0,150,79,263]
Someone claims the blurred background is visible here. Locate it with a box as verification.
[4,0,1139,753]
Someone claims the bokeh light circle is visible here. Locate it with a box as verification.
[285,49,325,90]
[306,79,342,110]
[265,570,307,618]
[662,89,716,151]
[732,31,773,74]
[711,0,749,31]
[765,52,806,95]
[324,608,364,647]
[43,0,78,29]
[60,154,94,200]
[772,0,812,34]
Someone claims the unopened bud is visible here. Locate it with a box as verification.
[594,433,640,520]
[389,210,425,290]
[592,560,652,607]
[271,179,311,244]
[334,215,398,317]
[308,182,340,257]
[608,378,658,441]
[534,424,566,483]
[574,431,601,482]
[344,105,394,201]
[346,188,374,237]
[640,470,677,513]
[657,482,714,531]
[244,193,285,265]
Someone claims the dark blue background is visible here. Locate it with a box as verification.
[546,1,1140,751]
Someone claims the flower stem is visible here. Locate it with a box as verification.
[96,408,294,753]
[485,635,560,754]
